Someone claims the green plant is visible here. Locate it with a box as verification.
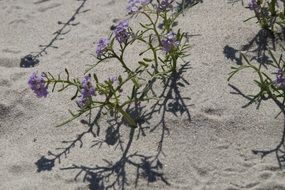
[246,0,285,32]
[29,0,190,129]
[228,48,285,167]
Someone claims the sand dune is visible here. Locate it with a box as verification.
[1,0,285,189]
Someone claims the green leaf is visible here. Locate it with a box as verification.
[93,74,98,83]
[143,58,153,62]
[71,89,79,100]
[138,61,149,67]
[65,68,69,80]
[118,75,123,84]
[269,49,278,67]
[244,16,256,23]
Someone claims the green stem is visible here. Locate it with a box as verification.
[136,37,160,73]
[171,55,178,71]
[141,12,162,45]
[112,50,132,73]
[47,79,77,86]
[113,104,137,128]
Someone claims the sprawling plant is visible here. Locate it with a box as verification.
[228,48,285,167]
[246,0,285,32]
[28,1,194,188]
[29,0,190,129]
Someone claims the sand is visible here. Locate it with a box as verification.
[1,0,285,189]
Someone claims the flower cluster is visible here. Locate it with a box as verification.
[158,0,173,12]
[161,32,180,53]
[27,0,190,126]
[228,47,285,168]
[77,75,95,108]
[114,20,129,44]
[109,76,118,83]
[245,0,285,32]
[96,38,109,58]
[275,69,285,87]
[28,72,48,98]
[106,76,120,90]
[127,0,150,14]
[27,1,192,185]
[248,0,260,11]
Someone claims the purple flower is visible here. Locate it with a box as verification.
[158,0,173,12]
[127,0,150,14]
[105,76,119,87]
[114,20,129,44]
[107,76,122,92]
[28,72,48,98]
[78,75,95,108]
[127,0,140,13]
[161,32,180,53]
[140,0,150,5]
[248,0,260,11]
[275,69,285,87]
[96,38,109,57]
[109,76,118,83]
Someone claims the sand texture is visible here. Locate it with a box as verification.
[1,0,285,189]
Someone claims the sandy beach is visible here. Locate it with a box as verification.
[1,0,285,189]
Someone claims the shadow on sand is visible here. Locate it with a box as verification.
[20,0,89,68]
[225,3,285,166]
[229,83,285,168]
[223,29,280,66]
[176,0,203,13]
[35,63,192,189]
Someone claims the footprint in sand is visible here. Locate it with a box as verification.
[105,0,116,6]
[230,181,260,189]
[8,163,33,176]
[201,107,225,120]
[11,5,22,10]
[5,5,24,14]
[189,162,216,184]
[2,48,21,54]
[0,103,12,120]
[9,19,26,25]
[10,72,27,82]
[0,57,20,68]
[0,79,11,87]
[254,183,285,190]
[37,3,61,12]
[8,165,25,175]
[261,164,280,172]
[34,0,51,4]
[258,171,273,180]
[0,90,33,121]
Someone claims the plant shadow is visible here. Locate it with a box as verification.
[20,0,89,68]
[227,0,244,5]
[223,29,282,66]
[228,83,285,168]
[35,63,192,189]
[176,0,203,13]
[252,119,285,168]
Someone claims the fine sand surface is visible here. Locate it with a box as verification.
[1,0,285,189]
